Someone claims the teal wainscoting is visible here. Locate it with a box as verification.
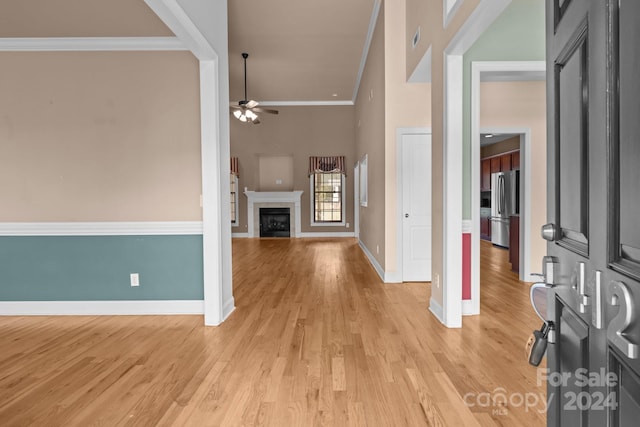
[0,235,203,301]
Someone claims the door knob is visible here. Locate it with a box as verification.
[541,223,559,241]
[405,213,409,218]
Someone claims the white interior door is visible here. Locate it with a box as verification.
[402,133,432,281]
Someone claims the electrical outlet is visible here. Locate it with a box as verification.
[346,222,350,228]
[434,273,439,288]
[376,245,379,254]
[130,273,140,287]
[276,179,283,185]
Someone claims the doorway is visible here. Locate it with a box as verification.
[468,61,546,315]
[479,132,521,262]
[354,162,360,240]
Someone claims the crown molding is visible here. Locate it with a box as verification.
[254,100,354,107]
[352,0,382,103]
[0,37,186,52]
[144,0,216,60]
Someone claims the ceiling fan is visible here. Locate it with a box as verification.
[230,53,278,124]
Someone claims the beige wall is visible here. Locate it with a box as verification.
[0,51,202,222]
[480,81,547,276]
[0,0,173,38]
[384,0,432,274]
[406,0,481,303]
[354,0,434,274]
[230,106,356,234]
[258,155,294,191]
[355,6,386,267]
[406,0,480,80]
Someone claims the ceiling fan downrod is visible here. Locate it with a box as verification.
[241,52,248,106]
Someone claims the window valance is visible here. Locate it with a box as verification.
[230,157,239,176]
[308,156,346,176]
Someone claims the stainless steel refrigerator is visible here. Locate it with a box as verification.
[490,170,519,248]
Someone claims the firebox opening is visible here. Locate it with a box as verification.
[259,208,291,237]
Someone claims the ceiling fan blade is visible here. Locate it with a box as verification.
[253,107,279,115]
[251,116,261,124]
[230,105,243,110]
[245,99,259,109]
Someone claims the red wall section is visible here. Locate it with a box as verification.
[462,233,471,300]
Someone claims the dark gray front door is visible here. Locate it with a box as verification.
[546,0,640,425]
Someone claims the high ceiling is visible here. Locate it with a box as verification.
[228,0,377,104]
[0,0,377,104]
[0,0,172,37]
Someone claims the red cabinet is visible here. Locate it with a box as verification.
[511,151,520,170]
[482,150,520,183]
[481,217,491,240]
[490,157,501,174]
[500,153,512,172]
[509,215,520,273]
[481,159,491,191]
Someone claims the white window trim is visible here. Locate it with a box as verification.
[230,174,239,227]
[309,173,346,227]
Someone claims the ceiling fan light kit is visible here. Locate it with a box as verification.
[231,52,278,124]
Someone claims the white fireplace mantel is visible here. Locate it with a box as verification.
[245,191,303,237]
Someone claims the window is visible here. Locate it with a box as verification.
[230,173,238,225]
[230,157,239,225]
[312,172,344,223]
[308,155,346,226]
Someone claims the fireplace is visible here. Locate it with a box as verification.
[244,191,303,238]
[259,208,291,237]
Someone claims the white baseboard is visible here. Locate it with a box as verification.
[462,299,478,316]
[358,240,385,282]
[222,297,235,321]
[298,232,356,238]
[384,271,402,283]
[232,232,355,239]
[429,297,445,324]
[0,300,204,316]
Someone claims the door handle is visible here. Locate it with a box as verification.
[497,177,502,215]
[532,256,558,286]
[405,213,409,218]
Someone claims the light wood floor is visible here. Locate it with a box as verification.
[0,238,545,426]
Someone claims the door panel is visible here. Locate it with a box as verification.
[555,20,589,255]
[546,0,640,425]
[614,0,640,275]
[402,133,431,281]
[611,352,640,425]
[607,0,640,396]
[548,297,590,426]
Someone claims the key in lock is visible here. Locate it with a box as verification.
[525,321,554,366]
